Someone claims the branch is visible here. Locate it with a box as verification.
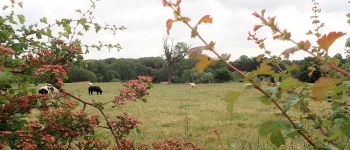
[168,4,317,148]
[60,89,119,143]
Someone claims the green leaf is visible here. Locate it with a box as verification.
[2,146,12,150]
[283,95,301,111]
[224,91,240,113]
[46,29,52,37]
[77,31,83,36]
[322,142,341,150]
[280,77,303,90]
[40,17,47,24]
[346,37,350,47]
[259,120,290,136]
[285,129,299,139]
[270,130,285,147]
[265,87,278,97]
[94,23,102,33]
[340,120,350,138]
[260,96,272,105]
[0,96,10,104]
[17,15,25,24]
[83,24,90,31]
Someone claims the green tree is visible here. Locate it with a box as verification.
[292,57,321,83]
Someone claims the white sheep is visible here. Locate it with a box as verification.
[189,82,196,88]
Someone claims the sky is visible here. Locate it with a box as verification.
[1,0,349,60]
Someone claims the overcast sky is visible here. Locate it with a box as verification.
[2,0,349,60]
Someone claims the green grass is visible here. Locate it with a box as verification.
[60,82,311,149]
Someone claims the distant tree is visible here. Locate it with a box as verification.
[214,68,233,83]
[233,55,260,72]
[292,57,321,83]
[162,38,190,83]
[138,57,165,70]
[67,66,97,82]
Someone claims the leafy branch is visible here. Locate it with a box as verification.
[163,0,317,148]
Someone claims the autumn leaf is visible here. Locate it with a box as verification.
[254,25,263,32]
[166,19,174,34]
[175,0,181,6]
[256,54,265,62]
[182,17,191,22]
[297,40,311,50]
[255,63,274,75]
[317,32,346,51]
[188,46,206,60]
[195,54,216,72]
[188,42,215,60]
[207,41,215,50]
[312,77,341,101]
[197,15,212,25]
[162,0,168,6]
[280,47,300,59]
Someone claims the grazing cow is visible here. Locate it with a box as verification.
[39,84,59,94]
[189,83,196,88]
[88,86,103,95]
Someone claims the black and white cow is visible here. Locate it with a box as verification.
[38,84,59,94]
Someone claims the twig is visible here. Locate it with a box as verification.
[60,89,119,143]
[168,4,317,148]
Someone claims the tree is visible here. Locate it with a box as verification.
[0,1,156,149]
[162,38,190,83]
[292,57,321,83]
[233,55,260,72]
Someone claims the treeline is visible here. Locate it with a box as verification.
[66,54,349,83]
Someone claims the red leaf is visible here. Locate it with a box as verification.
[312,77,340,101]
[317,32,346,51]
[253,25,263,32]
[280,47,300,59]
[297,40,311,50]
[175,0,181,6]
[198,15,212,25]
[166,19,173,34]
[162,0,167,6]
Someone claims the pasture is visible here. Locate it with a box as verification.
[62,82,314,149]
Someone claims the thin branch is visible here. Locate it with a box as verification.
[168,4,317,148]
[60,89,119,143]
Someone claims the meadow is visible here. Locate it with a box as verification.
[62,82,314,150]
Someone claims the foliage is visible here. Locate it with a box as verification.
[163,0,350,149]
[0,0,163,149]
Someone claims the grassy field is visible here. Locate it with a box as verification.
[61,82,313,150]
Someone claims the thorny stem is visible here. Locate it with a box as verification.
[257,14,350,78]
[69,0,98,44]
[168,4,317,148]
[60,90,119,143]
